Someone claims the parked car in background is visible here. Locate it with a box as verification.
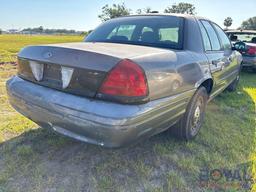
[226,30,256,72]
[7,14,242,148]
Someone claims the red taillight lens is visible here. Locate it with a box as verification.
[247,46,256,55]
[99,59,148,97]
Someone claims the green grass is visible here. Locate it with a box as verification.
[0,34,83,63]
[0,35,255,192]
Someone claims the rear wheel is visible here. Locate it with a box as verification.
[170,87,208,140]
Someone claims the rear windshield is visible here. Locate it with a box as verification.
[85,16,184,49]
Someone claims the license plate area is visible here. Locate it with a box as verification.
[42,64,62,88]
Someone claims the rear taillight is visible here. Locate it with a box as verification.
[247,46,256,56]
[99,59,148,97]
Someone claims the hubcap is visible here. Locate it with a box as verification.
[194,106,201,124]
[191,98,203,136]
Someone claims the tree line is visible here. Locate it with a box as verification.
[0,26,86,35]
[98,2,196,21]
[21,26,84,35]
[98,2,256,30]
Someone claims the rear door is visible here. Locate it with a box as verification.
[199,20,233,96]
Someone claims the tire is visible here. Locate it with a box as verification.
[226,73,240,92]
[170,86,209,140]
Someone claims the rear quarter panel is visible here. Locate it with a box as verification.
[133,50,211,100]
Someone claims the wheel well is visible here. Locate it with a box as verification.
[200,79,213,94]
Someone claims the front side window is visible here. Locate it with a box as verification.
[212,23,231,50]
[201,20,221,51]
[86,16,184,49]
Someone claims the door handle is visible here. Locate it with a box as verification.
[212,60,219,66]
[212,61,225,67]
[211,61,225,71]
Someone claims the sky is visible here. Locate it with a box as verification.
[0,0,255,31]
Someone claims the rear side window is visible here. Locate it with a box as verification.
[201,20,221,51]
[212,23,231,50]
[198,22,211,51]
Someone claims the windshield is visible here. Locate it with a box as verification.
[227,32,256,43]
[85,16,184,49]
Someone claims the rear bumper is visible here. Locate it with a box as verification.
[6,76,193,148]
[242,56,256,68]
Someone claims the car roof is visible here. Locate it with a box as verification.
[117,13,209,21]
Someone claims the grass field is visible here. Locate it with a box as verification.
[0,35,83,63]
[0,35,255,192]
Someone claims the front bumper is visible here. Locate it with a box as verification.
[6,76,193,148]
[242,56,256,68]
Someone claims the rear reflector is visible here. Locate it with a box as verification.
[29,61,44,81]
[99,59,148,97]
[61,66,74,89]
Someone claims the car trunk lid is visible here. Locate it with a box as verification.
[17,42,169,99]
